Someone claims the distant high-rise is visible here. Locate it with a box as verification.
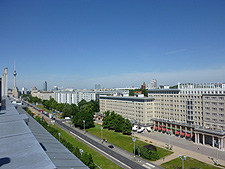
[148,79,157,89]
[1,68,8,97]
[43,81,47,91]
[95,84,101,90]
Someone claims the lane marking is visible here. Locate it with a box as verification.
[142,164,151,169]
[145,162,155,168]
[69,130,131,169]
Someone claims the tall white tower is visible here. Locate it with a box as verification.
[12,61,19,98]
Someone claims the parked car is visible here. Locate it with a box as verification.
[108,145,114,149]
[132,125,138,131]
[146,127,152,132]
[137,127,145,133]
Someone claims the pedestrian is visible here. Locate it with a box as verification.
[198,147,200,150]
[163,157,165,161]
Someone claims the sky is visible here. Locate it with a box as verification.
[0,0,225,90]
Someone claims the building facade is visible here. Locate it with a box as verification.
[100,96,154,125]
[100,82,225,150]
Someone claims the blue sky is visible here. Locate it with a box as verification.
[0,0,225,90]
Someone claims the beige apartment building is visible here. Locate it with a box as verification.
[100,83,225,150]
[100,96,154,125]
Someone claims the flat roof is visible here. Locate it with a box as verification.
[0,97,88,169]
[100,95,154,102]
[17,104,88,169]
[0,97,56,169]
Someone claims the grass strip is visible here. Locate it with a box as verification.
[87,124,173,159]
[51,124,122,169]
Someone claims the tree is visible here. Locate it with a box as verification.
[78,99,87,110]
[102,111,111,128]
[141,89,148,97]
[122,119,132,134]
[73,110,94,129]
[113,114,124,132]
[102,111,132,134]
[129,90,135,96]
[62,104,74,118]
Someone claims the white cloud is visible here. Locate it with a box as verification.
[164,49,187,55]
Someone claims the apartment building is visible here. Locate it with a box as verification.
[55,89,124,105]
[100,95,154,125]
[203,94,225,130]
[100,83,225,150]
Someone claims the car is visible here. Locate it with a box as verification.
[108,145,114,149]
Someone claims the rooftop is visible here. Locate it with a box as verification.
[0,97,88,169]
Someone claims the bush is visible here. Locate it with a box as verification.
[135,146,160,161]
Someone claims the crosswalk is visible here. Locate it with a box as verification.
[142,162,155,169]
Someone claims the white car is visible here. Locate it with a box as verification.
[132,125,138,131]
[137,127,145,133]
[146,127,152,132]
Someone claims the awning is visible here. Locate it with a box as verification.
[186,133,191,137]
[176,131,180,135]
[167,129,171,132]
[181,132,185,136]
[158,127,162,130]
[162,128,166,131]
[155,126,158,130]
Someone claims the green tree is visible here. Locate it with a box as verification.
[141,89,148,97]
[62,104,74,118]
[129,90,135,96]
[78,99,87,110]
[122,119,132,134]
[113,114,124,132]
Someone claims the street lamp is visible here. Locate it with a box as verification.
[167,129,171,149]
[132,137,136,160]
[79,149,83,156]
[83,120,85,133]
[179,155,186,169]
[214,140,220,165]
[58,133,61,141]
[101,126,103,143]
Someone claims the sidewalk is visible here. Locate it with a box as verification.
[136,133,225,168]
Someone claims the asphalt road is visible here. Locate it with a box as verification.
[56,119,148,169]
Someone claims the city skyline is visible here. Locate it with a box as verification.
[1,0,225,89]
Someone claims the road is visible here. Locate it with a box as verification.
[56,119,158,169]
[24,101,160,169]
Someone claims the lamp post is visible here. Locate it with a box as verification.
[83,120,85,133]
[58,133,61,142]
[167,129,171,149]
[132,137,136,160]
[214,140,220,165]
[71,115,73,127]
[101,126,103,143]
[179,155,186,169]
